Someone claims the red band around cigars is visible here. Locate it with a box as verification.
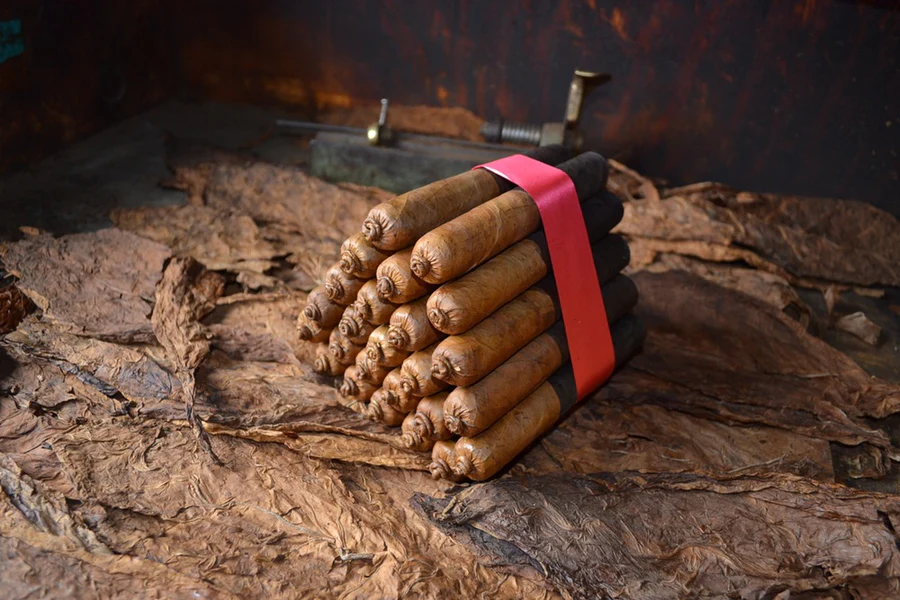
[476,155,614,400]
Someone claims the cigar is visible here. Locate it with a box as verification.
[362,145,573,250]
[427,229,629,335]
[431,272,638,388]
[340,365,378,402]
[338,303,377,344]
[428,440,465,482]
[340,233,392,278]
[353,279,396,325]
[303,286,344,328]
[451,314,646,481]
[365,325,410,367]
[324,263,365,305]
[388,295,443,352]
[410,152,609,284]
[314,342,348,376]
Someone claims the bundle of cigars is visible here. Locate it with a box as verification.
[298,145,645,481]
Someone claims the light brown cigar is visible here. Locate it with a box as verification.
[354,280,396,325]
[303,286,344,328]
[340,233,391,278]
[297,313,332,343]
[432,275,637,387]
[443,327,564,437]
[338,304,376,344]
[427,233,629,334]
[410,152,609,284]
[407,392,452,445]
[355,351,392,385]
[362,145,573,250]
[366,325,410,367]
[442,275,637,436]
[429,440,465,482]
[431,288,555,387]
[388,296,443,352]
[453,383,559,481]
[324,263,365,305]
[328,328,365,365]
[375,249,434,303]
[399,343,449,398]
[314,343,348,377]
[382,368,422,413]
[452,315,646,481]
[340,365,378,402]
[400,413,436,452]
[367,389,406,426]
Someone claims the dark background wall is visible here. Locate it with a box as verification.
[2,1,898,214]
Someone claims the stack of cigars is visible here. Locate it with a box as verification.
[297,145,645,481]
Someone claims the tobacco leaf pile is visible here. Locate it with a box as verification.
[1,143,900,599]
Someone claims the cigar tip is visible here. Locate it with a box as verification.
[313,356,330,374]
[426,307,449,330]
[339,378,357,398]
[339,253,358,275]
[443,414,462,435]
[428,462,444,480]
[303,304,321,321]
[430,358,450,381]
[452,457,472,477]
[412,414,433,438]
[362,218,383,242]
[399,433,417,449]
[324,280,343,301]
[366,401,383,421]
[338,317,356,337]
[382,389,399,407]
[328,342,344,359]
[375,277,396,300]
[297,325,314,341]
[409,254,432,279]
[386,327,409,350]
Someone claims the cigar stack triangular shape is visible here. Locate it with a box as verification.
[297,146,645,479]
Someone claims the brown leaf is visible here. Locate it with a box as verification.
[0,229,171,343]
[431,471,900,599]
[835,311,883,346]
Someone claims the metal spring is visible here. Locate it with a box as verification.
[480,120,542,145]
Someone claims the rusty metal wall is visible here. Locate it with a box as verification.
[174,0,899,214]
[0,0,174,174]
[2,1,897,215]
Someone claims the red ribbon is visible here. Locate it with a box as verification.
[476,155,614,399]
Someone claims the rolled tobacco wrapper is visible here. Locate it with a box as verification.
[297,312,333,343]
[355,351,392,385]
[376,248,434,304]
[452,314,646,481]
[406,392,453,446]
[338,303,377,344]
[381,368,420,413]
[362,145,573,250]
[400,413,436,452]
[340,233,392,278]
[388,296,443,352]
[445,320,570,437]
[428,230,629,335]
[367,388,407,426]
[353,279,396,325]
[410,152,609,284]
[314,343,348,377]
[324,263,366,305]
[399,343,449,398]
[429,440,465,482]
[431,264,637,387]
[303,286,345,328]
[340,365,378,402]
[366,325,410,367]
[328,328,365,365]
